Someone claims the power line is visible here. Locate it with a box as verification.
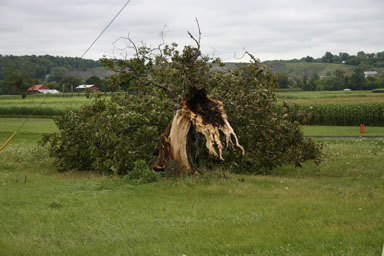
[1,0,133,152]
[16,94,51,132]
[15,0,133,132]
[80,0,132,58]
[0,94,50,152]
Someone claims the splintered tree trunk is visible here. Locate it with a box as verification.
[153,87,245,174]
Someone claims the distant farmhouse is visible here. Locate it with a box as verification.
[364,71,378,78]
[28,84,59,95]
[76,84,99,92]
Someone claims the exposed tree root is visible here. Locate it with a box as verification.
[153,88,245,174]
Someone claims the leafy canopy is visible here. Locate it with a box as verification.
[42,35,322,175]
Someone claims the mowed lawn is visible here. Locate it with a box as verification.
[0,118,58,144]
[0,118,383,255]
[302,125,384,137]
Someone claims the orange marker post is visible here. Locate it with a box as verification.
[360,124,365,134]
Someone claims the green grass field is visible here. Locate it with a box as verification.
[302,125,384,137]
[0,118,383,255]
[1,117,384,144]
[1,118,383,143]
[0,118,58,144]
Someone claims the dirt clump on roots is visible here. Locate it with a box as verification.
[185,87,225,127]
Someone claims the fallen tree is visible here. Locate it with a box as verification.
[42,26,322,175]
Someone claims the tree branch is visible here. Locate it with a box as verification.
[244,50,260,65]
[126,72,178,102]
[187,18,201,49]
[187,18,202,61]
[157,25,168,57]
[234,49,261,67]
[125,33,139,58]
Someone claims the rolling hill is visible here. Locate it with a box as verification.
[262,61,384,77]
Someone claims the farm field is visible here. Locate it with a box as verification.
[0,94,92,105]
[274,91,384,126]
[276,90,384,104]
[1,90,384,114]
[2,91,384,120]
[2,118,384,141]
[0,94,92,117]
[302,125,384,137]
[0,118,383,255]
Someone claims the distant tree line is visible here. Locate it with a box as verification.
[0,55,101,80]
[283,51,384,68]
[276,67,384,91]
[2,52,384,95]
[0,55,106,95]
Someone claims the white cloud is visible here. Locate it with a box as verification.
[0,0,383,61]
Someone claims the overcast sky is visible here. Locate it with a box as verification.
[1,0,383,62]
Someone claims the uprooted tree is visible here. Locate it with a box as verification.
[42,27,322,175]
[153,86,245,174]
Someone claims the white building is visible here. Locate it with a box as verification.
[364,71,378,78]
[38,89,60,94]
[76,84,99,91]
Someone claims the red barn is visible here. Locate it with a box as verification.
[28,84,49,94]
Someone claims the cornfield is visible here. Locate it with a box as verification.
[1,95,384,126]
